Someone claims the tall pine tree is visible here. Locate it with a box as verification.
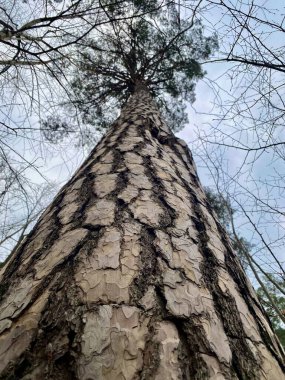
[0,1,284,378]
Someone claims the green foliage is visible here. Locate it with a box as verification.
[205,188,285,347]
[256,275,285,347]
[204,188,233,229]
[63,1,218,134]
[204,187,252,270]
[256,275,285,329]
[230,236,253,270]
[41,116,75,144]
[40,114,99,149]
[275,328,285,348]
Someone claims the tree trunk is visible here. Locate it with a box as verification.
[0,86,284,380]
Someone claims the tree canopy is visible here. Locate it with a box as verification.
[46,0,217,139]
[205,187,285,342]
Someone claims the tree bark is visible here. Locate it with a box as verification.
[0,86,284,379]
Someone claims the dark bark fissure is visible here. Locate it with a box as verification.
[125,118,230,378]
[139,325,161,380]
[0,117,136,379]
[0,191,64,288]
[148,135,261,378]
[1,175,97,326]
[129,227,160,304]
[176,320,211,380]
[222,234,285,372]
[143,157,176,228]
[30,278,84,380]
[184,192,258,376]
[0,113,130,296]
[3,114,164,378]
[154,285,218,380]
[113,113,258,378]
[1,265,84,379]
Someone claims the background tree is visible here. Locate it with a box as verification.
[204,187,252,270]
[205,187,285,346]
[0,0,105,261]
[257,275,285,348]
[192,0,285,305]
[0,180,55,264]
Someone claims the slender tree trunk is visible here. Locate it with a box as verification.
[0,85,284,380]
